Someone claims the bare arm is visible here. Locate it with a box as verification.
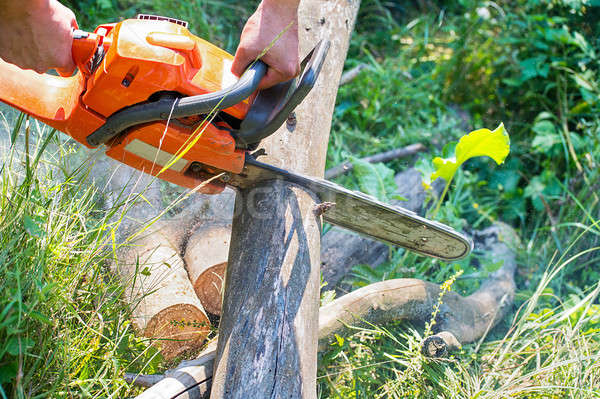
[0,0,77,73]
[231,0,301,90]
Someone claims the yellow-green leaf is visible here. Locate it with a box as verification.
[426,123,510,188]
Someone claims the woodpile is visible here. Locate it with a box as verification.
[125,221,519,398]
[184,224,231,316]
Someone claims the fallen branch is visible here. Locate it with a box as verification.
[324,143,426,179]
[320,223,518,351]
[339,63,368,86]
[421,331,461,357]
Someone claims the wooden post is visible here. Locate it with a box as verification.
[210,0,360,397]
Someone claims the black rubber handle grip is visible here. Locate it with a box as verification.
[86,60,267,147]
[233,40,330,148]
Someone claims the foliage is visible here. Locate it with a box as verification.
[420,123,510,190]
[419,123,510,216]
[0,116,165,397]
[323,0,600,395]
[350,157,398,202]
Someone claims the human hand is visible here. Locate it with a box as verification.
[0,0,77,73]
[232,0,301,90]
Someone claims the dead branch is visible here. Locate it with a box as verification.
[339,63,368,86]
[421,331,461,357]
[324,143,426,180]
[320,223,518,350]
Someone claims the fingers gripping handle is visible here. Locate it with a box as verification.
[233,40,331,148]
[56,30,101,77]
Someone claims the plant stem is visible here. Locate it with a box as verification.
[432,177,453,218]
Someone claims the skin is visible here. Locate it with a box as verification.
[231,0,301,89]
[0,0,301,88]
[0,0,77,73]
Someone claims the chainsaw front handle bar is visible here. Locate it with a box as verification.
[86,60,268,146]
[233,39,330,149]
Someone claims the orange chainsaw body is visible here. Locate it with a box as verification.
[0,18,252,193]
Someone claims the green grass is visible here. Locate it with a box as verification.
[0,115,165,397]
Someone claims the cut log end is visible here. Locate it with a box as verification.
[421,331,461,358]
[184,225,231,317]
[193,262,227,316]
[144,303,211,360]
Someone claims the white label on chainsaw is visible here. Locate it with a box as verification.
[124,139,188,172]
[222,59,237,88]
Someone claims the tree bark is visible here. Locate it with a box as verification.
[210,1,361,397]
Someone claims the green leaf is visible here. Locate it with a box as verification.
[351,157,398,202]
[532,120,560,152]
[5,337,20,356]
[23,215,44,238]
[0,361,17,384]
[415,157,436,191]
[519,57,548,81]
[423,123,510,189]
[28,311,52,325]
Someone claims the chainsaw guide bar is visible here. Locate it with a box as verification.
[228,156,474,261]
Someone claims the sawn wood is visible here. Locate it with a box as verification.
[227,156,473,261]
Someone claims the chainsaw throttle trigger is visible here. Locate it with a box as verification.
[85,60,267,147]
[56,29,103,77]
[233,40,331,149]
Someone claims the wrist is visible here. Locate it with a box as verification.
[0,0,49,17]
[261,0,300,12]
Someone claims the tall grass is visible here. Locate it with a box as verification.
[318,230,600,397]
[0,114,162,397]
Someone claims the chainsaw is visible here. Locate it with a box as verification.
[0,15,473,261]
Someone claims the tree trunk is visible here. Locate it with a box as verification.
[210,1,361,397]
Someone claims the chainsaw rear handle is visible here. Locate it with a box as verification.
[56,30,102,77]
[85,60,268,146]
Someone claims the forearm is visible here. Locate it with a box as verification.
[0,0,76,72]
